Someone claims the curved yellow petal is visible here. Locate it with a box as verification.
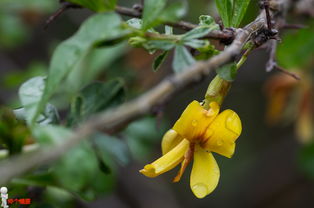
[202,109,242,158]
[161,129,183,155]
[190,145,220,198]
[140,139,190,178]
[173,101,219,142]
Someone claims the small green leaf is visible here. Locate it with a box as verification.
[32,13,129,124]
[66,0,117,12]
[153,51,169,71]
[68,79,125,125]
[182,15,219,41]
[142,0,167,30]
[232,0,251,27]
[18,76,59,126]
[144,40,176,51]
[216,63,237,81]
[142,0,186,30]
[215,0,250,27]
[184,39,208,49]
[159,1,187,23]
[18,76,45,125]
[182,27,212,40]
[172,45,195,73]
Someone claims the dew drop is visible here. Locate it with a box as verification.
[216,140,224,146]
[192,183,208,198]
[191,120,198,127]
[213,168,219,174]
[206,109,215,117]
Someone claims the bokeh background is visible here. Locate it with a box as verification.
[0,0,313,207]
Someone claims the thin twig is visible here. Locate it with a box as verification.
[266,39,277,72]
[274,65,301,80]
[281,23,306,30]
[44,2,81,29]
[115,5,234,40]
[263,0,273,30]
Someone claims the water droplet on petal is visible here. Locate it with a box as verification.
[192,120,198,127]
[213,167,219,174]
[206,109,215,117]
[192,183,208,199]
[216,140,224,146]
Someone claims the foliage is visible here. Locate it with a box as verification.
[215,0,251,27]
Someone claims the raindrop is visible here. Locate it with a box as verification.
[191,120,198,127]
[216,140,224,146]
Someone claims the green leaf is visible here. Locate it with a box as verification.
[53,142,99,193]
[66,0,117,12]
[182,27,212,40]
[12,172,56,187]
[159,1,187,23]
[277,20,314,69]
[142,0,167,30]
[64,42,126,92]
[184,39,208,49]
[216,63,237,81]
[144,40,176,51]
[69,79,125,125]
[93,133,130,166]
[18,77,59,126]
[172,45,195,73]
[34,125,100,193]
[215,0,250,27]
[32,13,128,124]
[182,15,219,41]
[125,117,164,161]
[142,0,186,30]
[18,76,45,125]
[153,51,169,71]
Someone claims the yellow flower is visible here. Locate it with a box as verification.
[140,100,242,198]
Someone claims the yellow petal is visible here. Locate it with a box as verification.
[173,101,219,142]
[190,145,220,198]
[202,109,242,158]
[161,129,183,155]
[140,139,190,178]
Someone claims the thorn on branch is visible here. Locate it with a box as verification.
[265,40,300,80]
[262,0,273,31]
[44,2,81,30]
[274,65,301,80]
[132,4,143,13]
[281,23,307,30]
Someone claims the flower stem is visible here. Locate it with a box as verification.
[203,44,255,109]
